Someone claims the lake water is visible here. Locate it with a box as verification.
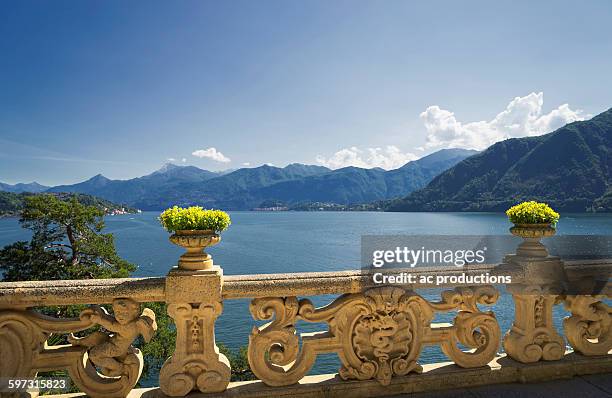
[1,211,611,377]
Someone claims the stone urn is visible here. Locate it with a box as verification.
[509,223,556,258]
[169,230,220,270]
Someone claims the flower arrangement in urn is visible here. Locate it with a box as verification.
[506,201,560,227]
[159,206,231,270]
[506,201,559,258]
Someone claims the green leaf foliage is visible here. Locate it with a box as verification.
[388,108,612,212]
[0,191,136,218]
[218,344,256,381]
[159,206,231,233]
[1,194,135,280]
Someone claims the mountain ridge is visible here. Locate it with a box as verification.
[30,149,477,210]
[0,181,49,193]
[388,108,612,212]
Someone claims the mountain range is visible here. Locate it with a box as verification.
[0,181,49,193]
[388,108,612,212]
[47,148,476,209]
[4,105,612,213]
[0,148,476,210]
[3,107,612,213]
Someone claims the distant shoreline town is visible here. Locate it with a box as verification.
[0,192,138,218]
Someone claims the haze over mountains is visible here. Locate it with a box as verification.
[389,108,612,212]
[0,182,49,193]
[4,107,611,213]
[1,148,476,210]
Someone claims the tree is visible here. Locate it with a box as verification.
[219,344,255,381]
[0,194,134,281]
[0,193,255,383]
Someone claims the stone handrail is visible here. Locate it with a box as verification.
[1,261,609,306]
[0,228,611,397]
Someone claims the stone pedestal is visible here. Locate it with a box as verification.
[159,266,231,396]
[503,283,565,362]
[497,225,567,363]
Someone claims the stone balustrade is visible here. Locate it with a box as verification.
[0,241,611,397]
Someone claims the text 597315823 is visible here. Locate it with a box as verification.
[0,377,70,392]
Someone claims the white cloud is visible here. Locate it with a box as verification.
[316,145,417,170]
[421,92,589,150]
[242,162,251,166]
[191,147,231,163]
[181,158,187,163]
[167,157,176,162]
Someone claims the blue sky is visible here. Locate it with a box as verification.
[1,0,611,185]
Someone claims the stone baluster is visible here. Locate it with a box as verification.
[497,224,566,363]
[159,262,230,395]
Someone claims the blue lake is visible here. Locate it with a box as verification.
[1,211,611,377]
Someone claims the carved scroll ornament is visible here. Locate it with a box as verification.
[564,295,611,356]
[248,285,500,387]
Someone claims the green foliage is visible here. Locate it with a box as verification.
[0,190,26,216]
[388,108,612,212]
[0,191,136,218]
[0,195,137,392]
[506,201,560,225]
[218,344,256,381]
[0,194,252,386]
[0,194,135,281]
[159,206,231,233]
[134,302,176,381]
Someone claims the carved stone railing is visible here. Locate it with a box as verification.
[248,285,501,387]
[0,298,157,397]
[0,239,610,397]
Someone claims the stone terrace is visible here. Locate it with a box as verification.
[0,225,610,398]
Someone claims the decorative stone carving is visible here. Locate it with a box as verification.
[169,230,220,270]
[248,285,500,387]
[509,224,556,258]
[159,302,230,396]
[500,223,567,286]
[160,266,231,396]
[248,296,308,386]
[564,295,611,356]
[432,286,501,368]
[503,284,565,363]
[498,223,567,364]
[0,300,157,398]
[69,298,157,377]
[334,287,429,385]
[0,310,48,379]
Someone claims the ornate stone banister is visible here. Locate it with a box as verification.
[0,254,610,397]
[0,277,166,307]
[1,261,610,307]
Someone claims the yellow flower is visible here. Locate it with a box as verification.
[506,201,559,226]
[159,206,231,233]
